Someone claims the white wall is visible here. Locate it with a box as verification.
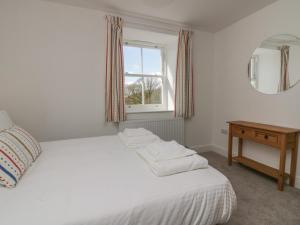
[212,0,300,186]
[0,0,214,147]
[186,30,214,147]
[166,38,177,111]
[0,0,118,142]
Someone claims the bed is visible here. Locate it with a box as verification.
[0,135,236,225]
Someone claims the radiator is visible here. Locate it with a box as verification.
[119,118,184,145]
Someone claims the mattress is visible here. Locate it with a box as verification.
[0,135,236,225]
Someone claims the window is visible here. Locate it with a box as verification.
[249,55,259,89]
[123,41,166,112]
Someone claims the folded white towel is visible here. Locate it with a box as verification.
[123,128,153,137]
[118,132,160,149]
[145,141,197,162]
[137,148,208,177]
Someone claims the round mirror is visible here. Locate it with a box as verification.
[248,34,300,94]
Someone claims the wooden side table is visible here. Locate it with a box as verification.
[227,121,300,191]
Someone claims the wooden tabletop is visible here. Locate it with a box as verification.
[227,121,300,134]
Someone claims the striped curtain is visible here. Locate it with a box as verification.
[278,45,290,92]
[105,15,126,122]
[174,29,194,119]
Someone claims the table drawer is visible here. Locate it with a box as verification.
[232,125,253,138]
[254,131,279,145]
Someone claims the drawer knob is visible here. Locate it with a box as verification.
[264,135,268,139]
[241,130,245,134]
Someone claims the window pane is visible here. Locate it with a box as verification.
[124,46,142,74]
[143,48,162,75]
[125,76,143,105]
[143,77,162,104]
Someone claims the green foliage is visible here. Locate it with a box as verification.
[125,77,162,105]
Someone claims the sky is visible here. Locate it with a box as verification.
[124,46,162,85]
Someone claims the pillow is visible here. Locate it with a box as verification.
[0,126,42,188]
[0,131,31,188]
[0,111,13,132]
[7,126,42,161]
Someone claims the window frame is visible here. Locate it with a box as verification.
[123,40,168,113]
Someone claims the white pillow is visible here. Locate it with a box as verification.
[0,111,14,132]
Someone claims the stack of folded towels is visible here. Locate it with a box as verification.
[118,128,208,176]
[137,140,208,176]
[118,128,160,149]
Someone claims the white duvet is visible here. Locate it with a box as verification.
[0,135,236,225]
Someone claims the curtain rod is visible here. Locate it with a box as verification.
[105,12,193,35]
[125,21,179,36]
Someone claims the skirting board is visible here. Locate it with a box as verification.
[190,144,300,190]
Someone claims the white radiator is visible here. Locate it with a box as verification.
[119,118,185,145]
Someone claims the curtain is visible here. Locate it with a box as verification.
[174,29,194,119]
[278,45,290,92]
[105,15,126,122]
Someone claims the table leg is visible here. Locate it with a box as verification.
[278,134,287,191]
[228,124,233,166]
[289,134,299,187]
[238,138,243,158]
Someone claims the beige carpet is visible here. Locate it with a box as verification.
[200,151,300,225]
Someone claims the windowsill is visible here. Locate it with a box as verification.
[126,110,174,114]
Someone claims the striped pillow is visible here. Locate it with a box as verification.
[8,126,42,161]
[0,126,41,188]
